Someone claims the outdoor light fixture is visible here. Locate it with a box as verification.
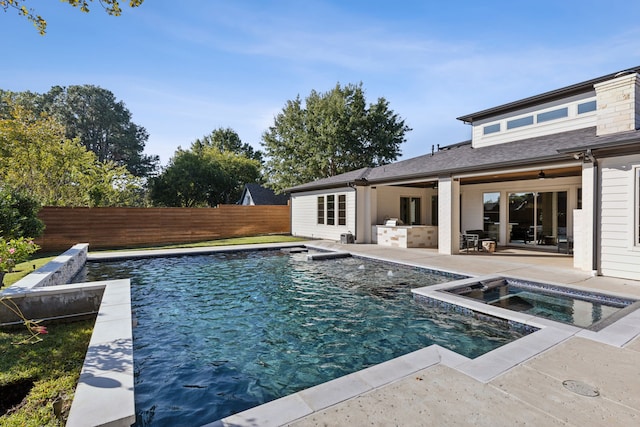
[538,170,546,179]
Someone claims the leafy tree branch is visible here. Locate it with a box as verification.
[1,0,144,34]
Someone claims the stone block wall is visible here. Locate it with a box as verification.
[595,73,640,136]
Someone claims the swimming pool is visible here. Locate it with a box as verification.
[76,249,531,426]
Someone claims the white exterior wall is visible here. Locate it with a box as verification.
[290,188,356,241]
[471,93,597,148]
[599,154,640,280]
[241,193,253,206]
[438,177,460,254]
[574,163,596,272]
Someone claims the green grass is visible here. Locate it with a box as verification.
[1,256,58,289]
[0,320,94,426]
[91,234,308,252]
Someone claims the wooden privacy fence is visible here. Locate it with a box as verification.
[35,205,291,252]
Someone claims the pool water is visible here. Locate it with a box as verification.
[77,250,530,426]
[447,277,635,328]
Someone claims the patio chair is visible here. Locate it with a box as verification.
[557,235,574,254]
[460,233,479,253]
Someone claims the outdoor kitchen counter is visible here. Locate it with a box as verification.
[373,225,438,248]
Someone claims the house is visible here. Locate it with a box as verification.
[286,67,640,281]
[239,183,289,206]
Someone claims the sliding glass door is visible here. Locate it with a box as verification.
[508,191,567,246]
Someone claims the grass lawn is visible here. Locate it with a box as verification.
[92,234,309,252]
[1,256,58,290]
[0,234,308,425]
[0,320,94,426]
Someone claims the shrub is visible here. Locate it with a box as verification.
[0,188,45,240]
[0,237,39,273]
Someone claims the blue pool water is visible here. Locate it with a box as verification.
[77,249,530,426]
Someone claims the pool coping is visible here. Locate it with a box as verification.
[66,278,135,427]
[67,243,640,427]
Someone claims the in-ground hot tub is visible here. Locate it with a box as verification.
[444,277,639,329]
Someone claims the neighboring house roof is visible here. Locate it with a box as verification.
[286,127,640,193]
[240,183,289,205]
[456,66,640,123]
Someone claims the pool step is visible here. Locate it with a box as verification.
[307,251,351,261]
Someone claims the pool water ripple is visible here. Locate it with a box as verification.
[77,250,529,426]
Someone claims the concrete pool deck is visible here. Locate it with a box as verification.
[206,241,640,427]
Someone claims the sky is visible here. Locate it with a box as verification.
[2,0,640,167]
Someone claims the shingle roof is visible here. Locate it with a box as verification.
[242,183,289,205]
[286,127,640,193]
[285,167,371,192]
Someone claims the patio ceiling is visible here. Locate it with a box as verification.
[459,165,582,185]
[382,165,582,188]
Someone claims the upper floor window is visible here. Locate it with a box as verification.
[537,107,568,123]
[507,115,534,130]
[483,123,501,135]
[578,100,597,114]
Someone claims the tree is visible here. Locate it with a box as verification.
[0,101,146,207]
[261,83,411,193]
[42,85,159,177]
[1,86,158,178]
[149,144,262,208]
[0,187,44,239]
[192,128,263,162]
[1,0,144,35]
[148,150,221,208]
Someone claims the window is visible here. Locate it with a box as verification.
[327,195,335,225]
[431,195,438,226]
[537,107,568,123]
[483,192,500,241]
[507,115,534,130]
[338,195,346,226]
[400,197,421,225]
[578,100,597,114]
[317,196,325,224]
[483,123,501,135]
[577,188,582,210]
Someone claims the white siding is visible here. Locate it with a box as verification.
[472,93,597,148]
[599,154,640,280]
[290,188,356,241]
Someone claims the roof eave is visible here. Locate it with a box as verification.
[457,67,640,123]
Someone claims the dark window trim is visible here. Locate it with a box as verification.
[317,196,325,225]
[338,194,346,226]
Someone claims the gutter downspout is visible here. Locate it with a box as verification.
[347,182,358,242]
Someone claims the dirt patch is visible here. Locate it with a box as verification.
[0,378,34,415]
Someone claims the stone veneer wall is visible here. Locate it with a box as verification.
[1,243,88,295]
[595,72,640,136]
